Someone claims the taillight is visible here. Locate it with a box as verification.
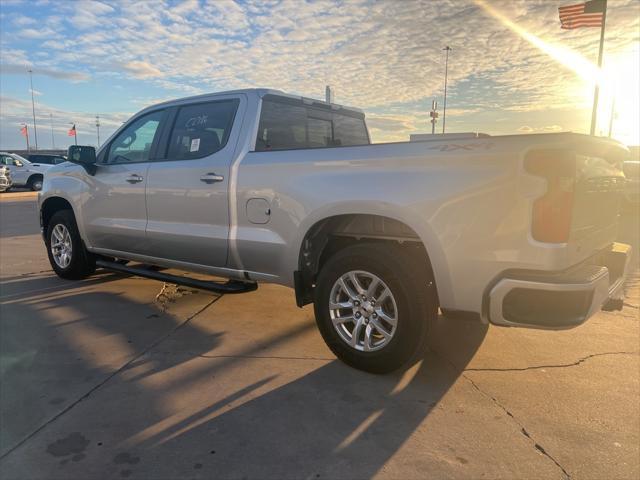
[525,149,576,243]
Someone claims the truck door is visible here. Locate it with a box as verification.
[144,95,245,267]
[81,109,165,254]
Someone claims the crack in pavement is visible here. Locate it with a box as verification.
[464,351,639,373]
[433,350,572,479]
[462,373,572,479]
[0,293,221,462]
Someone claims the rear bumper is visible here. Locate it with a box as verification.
[488,242,632,329]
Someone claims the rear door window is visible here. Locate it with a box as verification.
[166,99,239,160]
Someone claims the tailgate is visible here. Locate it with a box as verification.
[525,135,628,266]
[568,139,627,263]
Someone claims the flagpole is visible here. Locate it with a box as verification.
[21,124,30,151]
[608,96,615,137]
[590,0,607,136]
[28,68,38,150]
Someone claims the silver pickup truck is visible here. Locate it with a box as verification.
[39,88,632,373]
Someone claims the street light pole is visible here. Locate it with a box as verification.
[96,115,101,147]
[442,46,451,134]
[28,68,38,150]
[50,113,55,149]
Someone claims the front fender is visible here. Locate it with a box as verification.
[40,164,91,245]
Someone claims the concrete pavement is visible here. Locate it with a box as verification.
[0,198,638,479]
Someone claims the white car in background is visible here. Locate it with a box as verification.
[0,152,53,191]
[0,165,11,192]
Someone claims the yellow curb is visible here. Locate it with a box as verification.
[0,191,38,201]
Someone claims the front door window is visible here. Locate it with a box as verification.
[105,111,163,165]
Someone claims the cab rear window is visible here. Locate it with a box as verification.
[255,96,369,151]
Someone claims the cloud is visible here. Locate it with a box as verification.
[123,61,163,79]
[16,28,57,39]
[0,63,90,82]
[11,14,36,27]
[367,114,417,133]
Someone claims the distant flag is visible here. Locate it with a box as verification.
[558,0,605,29]
[20,124,30,150]
[68,124,76,137]
[559,0,608,136]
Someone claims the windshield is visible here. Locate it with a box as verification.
[12,154,31,164]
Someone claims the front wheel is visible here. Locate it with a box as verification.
[313,242,436,374]
[28,175,43,191]
[45,210,95,279]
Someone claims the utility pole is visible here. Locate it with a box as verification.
[430,99,439,134]
[50,113,55,149]
[96,115,101,147]
[442,46,451,134]
[28,68,38,150]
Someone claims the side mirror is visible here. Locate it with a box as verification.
[68,145,97,174]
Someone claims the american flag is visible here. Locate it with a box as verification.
[559,0,606,29]
[68,124,76,137]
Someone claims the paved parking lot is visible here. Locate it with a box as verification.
[0,194,638,480]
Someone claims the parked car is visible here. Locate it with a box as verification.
[38,88,632,373]
[623,146,639,206]
[27,153,67,165]
[0,152,53,190]
[0,165,11,192]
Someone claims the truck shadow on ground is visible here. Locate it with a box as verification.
[0,271,488,479]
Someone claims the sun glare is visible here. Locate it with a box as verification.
[475,0,640,146]
[600,47,640,145]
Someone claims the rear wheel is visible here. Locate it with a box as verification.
[46,210,95,279]
[313,242,436,374]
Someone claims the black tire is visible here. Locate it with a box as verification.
[28,175,43,191]
[45,210,95,279]
[313,242,437,374]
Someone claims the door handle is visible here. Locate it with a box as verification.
[126,174,143,184]
[200,172,224,184]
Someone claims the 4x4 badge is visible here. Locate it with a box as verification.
[429,142,494,152]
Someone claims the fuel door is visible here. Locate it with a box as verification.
[246,198,271,224]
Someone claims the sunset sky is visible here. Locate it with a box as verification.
[1,0,638,150]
